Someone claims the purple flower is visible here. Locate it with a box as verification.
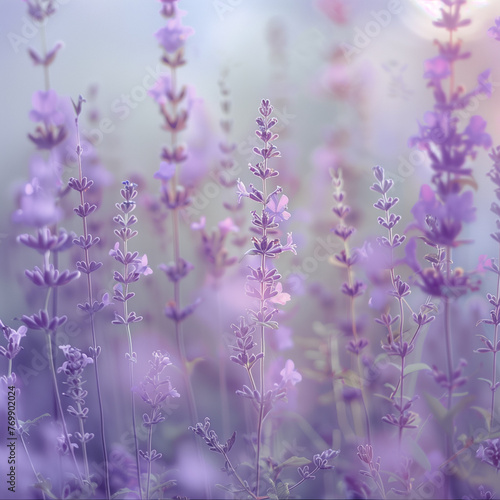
[280,359,302,386]
[29,90,65,126]
[134,254,153,276]
[154,15,194,53]
[0,323,27,360]
[265,193,291,222]
[191,216,206,231]
[269,282,291,305]
[281,232,297,255]
[13,185,62,228]
[487,17,500,41]
[218,217,239,237]
[148,75,171,105]
[476,438,500,471]
[58,345,94,375]
[424,56,451,81]
[464,115,492,151]
[236,179,250,203]
[409,184,475,246]
[153,161,176,182]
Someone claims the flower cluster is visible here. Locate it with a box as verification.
[191,216,238,281]
[330,169,366,350]
[137,351,179,499]
[475,146,500,427]
[57,345,94,444]
[110,181,151,331]
[476,438,500,472]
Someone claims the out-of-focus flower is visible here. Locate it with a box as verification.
[280,359,302,386]
[316,0,348,24]
[29,90,65,126]
[218,217,239,237]
[476,438,500,471]
[148,75,171,105]
[409,185,475,247]
[154,15,194,53]
[424,56,451,81]
[487,17,500,41]
[153,161,176,181]
[191,216,206,231]
[269,282,291,305]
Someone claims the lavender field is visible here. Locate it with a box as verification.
[2,0,500,498]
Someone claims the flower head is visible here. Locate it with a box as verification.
[280,359,302,386]
[154,15,194,53]
[265,193,291,223]
[0,323,27,360]
[488,17,500,41]
[476,438,500,471]
[29,90,65,126]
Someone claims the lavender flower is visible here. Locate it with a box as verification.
[110,179,150,498]
[407,3,490,495]
[57,345,94,480]
[476,438,500,472]
[0,323,27,361]
[488,17,500,41]
[137,351,179,499]
[67,95,111,498]
[475,146,500,428]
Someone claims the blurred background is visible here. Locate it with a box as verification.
[1,0,500,498]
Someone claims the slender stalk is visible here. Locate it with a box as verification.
[74,115,111,499]
[399,356,405,452]
[343,240,372,445]
[254,127,269,496]
[215,290,230,437]
[167,62,209,499]
[121,213,143,499]
[46,334,83,486]
[77,414,90,481]
[490,247,500,428]
[40,24,50,92]
[145,425,153,500]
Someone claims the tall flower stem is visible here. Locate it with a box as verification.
[73,107,111,499]
[111,181,150,499]
[145,426,153,500]
[254,117,271,496]
[46,334,83,486]
[490,247,500,428]
[332,170,371,444]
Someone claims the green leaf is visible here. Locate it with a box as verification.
[215,483,238,493]
[471,406,491,433]
[276,480,290,499]
[424,393,447,424]
[403,363,432,377]
[276,456,311,473]
[18,413,50,435]
[424,392,474,433]
[256,321,279,330]
[111,488,138,499]
[373,393,394,404]
[478,378,493,388]
[410,440,431,471]
[186,357,204,376]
